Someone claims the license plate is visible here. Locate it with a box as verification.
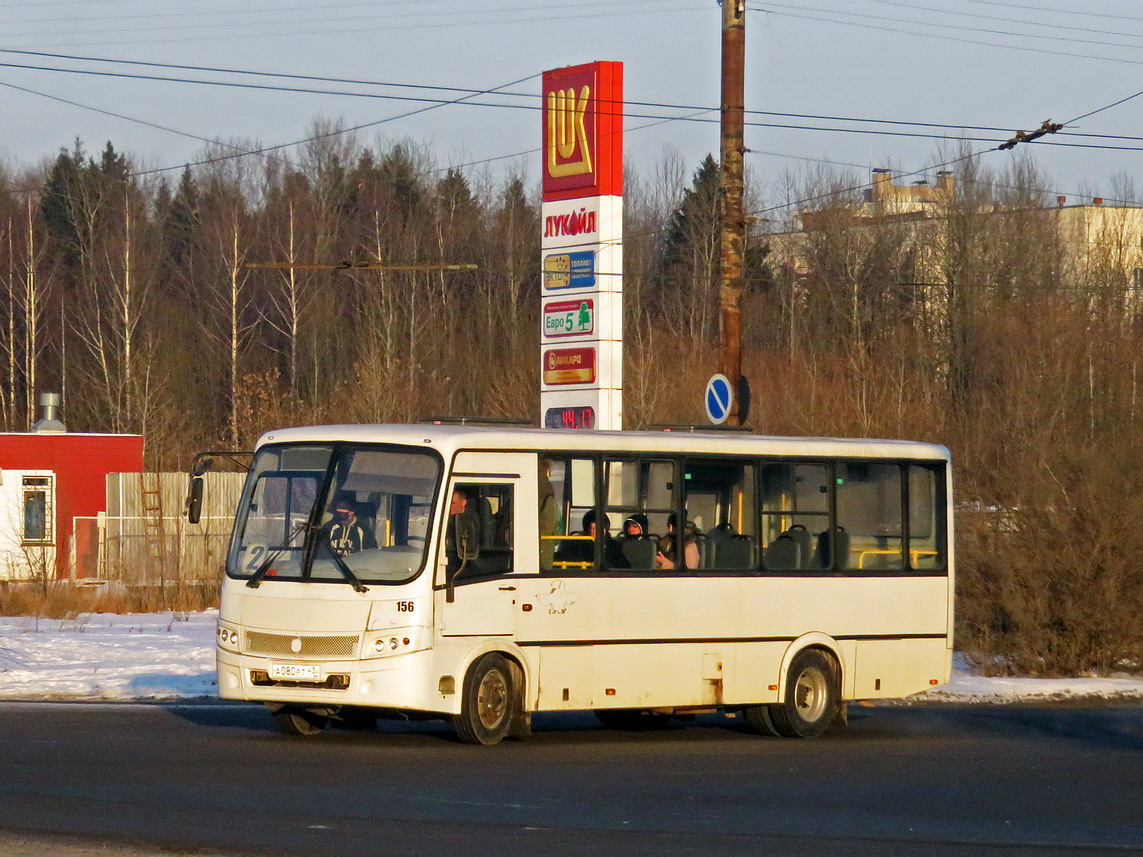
[270,663,320,681]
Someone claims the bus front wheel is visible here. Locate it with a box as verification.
[270,704,330,736]
[454,653,514,745]
[769,649,839,739]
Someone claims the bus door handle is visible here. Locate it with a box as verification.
[498,585,516,591]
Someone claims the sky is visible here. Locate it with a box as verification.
[0,0,1142,207]
[1,611,1142,703]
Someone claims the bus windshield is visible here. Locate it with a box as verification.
[227,443,441,585]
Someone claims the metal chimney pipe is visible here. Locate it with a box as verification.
[32,392,66,433]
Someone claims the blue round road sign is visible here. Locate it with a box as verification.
[705,373,733,425]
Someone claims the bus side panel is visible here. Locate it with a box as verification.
[593,644,721,708]
[853,637,952,698]
[534,646,594,709]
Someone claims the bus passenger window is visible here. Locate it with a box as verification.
[605,458,675,571]
[909,465,945,571]
[545,456,598,571]
[836,463,902,572]
[761,463,830,571]
[681,460,756,570]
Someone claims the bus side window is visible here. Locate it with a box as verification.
[837,462,902,572]
[908,465,945,571]
[450,482,514,579]
[546,456,598,572]
[761,462,830,571]
[681,459,756,571]
[605,458,675,571]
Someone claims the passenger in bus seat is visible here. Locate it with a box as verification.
[622,512,649,537]
[656,514,700,569]
[555,509,628,568]
[619,513,656,569]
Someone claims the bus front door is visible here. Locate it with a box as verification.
[438,471,528,638]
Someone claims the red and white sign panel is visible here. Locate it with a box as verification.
[543,346,597,385]
[542,61,623,202]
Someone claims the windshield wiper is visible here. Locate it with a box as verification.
[245,522,369,594]
[246,521,308,589]
[318,531,370,593]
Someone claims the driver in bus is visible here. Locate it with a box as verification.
[327,497,376,557]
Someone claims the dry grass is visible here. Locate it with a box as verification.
[0,581,219,618]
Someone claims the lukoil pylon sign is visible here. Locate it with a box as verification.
[539,61,623,431]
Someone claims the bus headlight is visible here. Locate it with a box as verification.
[366,628,424,659]
[217,625,241,652]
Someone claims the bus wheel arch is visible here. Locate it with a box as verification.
[453,650,530,745]
[770,644,842,739]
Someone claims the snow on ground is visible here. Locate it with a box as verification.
[0,611,1141,703]
[0,611,217,701]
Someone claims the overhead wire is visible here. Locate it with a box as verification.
[873,0,1143,41]
[963,0,1143,25]
[0,4,1137,217]
[0,78,306,171]
[5,48,1142,150]
[0,2,703,49]
[752,0,1143,52]
[7,57,1140,152]
[128,70,542,179]
[749,3,1143,69]
[0,48,1107,138]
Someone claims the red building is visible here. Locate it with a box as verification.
[0,396,143,580]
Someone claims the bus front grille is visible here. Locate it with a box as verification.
[245,631,360,659]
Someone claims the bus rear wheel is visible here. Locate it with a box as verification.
[454,653,514,745]
[743,703,780,737]
[768,649,839,739]
[270,705,330,736]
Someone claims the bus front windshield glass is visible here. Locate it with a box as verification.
[228,444,441,585]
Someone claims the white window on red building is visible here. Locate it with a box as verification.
[21,475,53,545]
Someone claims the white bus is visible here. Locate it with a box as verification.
[207,423,952,744]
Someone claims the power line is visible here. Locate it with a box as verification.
[964,0,1143,25]
[129,70,541,179]
[754,0,1143,52]
[874,0,1143,42]
[749,3,1143,69]
[1065,86,1143,126]
[0,59,1012,149]
[0,2,702,50]
[0,78,305,171]
[7,47,1142,149]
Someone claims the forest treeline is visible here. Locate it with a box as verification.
[1,131,1141,675]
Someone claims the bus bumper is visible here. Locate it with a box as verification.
[216,647,451,714]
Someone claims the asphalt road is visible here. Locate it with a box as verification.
[1,702,1141,857]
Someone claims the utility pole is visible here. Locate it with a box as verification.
[719,0,746,425]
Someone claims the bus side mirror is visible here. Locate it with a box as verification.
[186,475,205,524]
[446,515,480,603]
